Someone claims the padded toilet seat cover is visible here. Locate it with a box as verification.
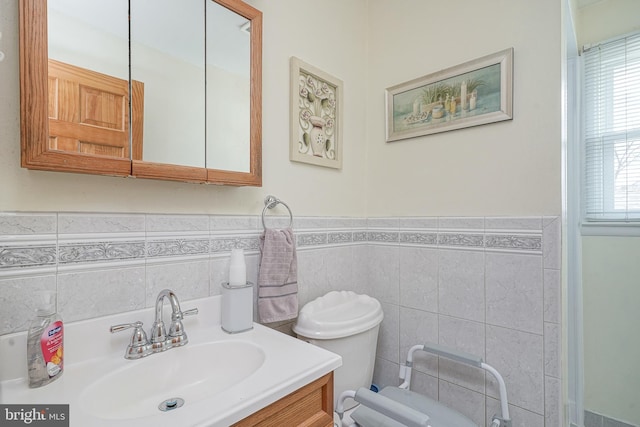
[293,290,383,339]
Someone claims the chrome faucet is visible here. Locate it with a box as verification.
[150,289,198,352]
[110,289,198,359]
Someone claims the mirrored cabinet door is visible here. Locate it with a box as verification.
[20,0,132,176]
[206,0,251,173]
[131,0,206,168]
[205,0,262,186]
[20,0,262,186]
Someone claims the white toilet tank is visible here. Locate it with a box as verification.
[293,291,384,409]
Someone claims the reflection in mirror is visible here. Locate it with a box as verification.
[131,0,205,168]
[47,0,130,159]
[206,0,251,173]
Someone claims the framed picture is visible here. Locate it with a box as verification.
[290,57,343,169]
[386,48,513,142]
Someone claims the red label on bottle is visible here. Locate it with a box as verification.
[40,321,63,378]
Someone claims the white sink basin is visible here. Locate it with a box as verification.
[80,341,265,420]
[0,295,341,427]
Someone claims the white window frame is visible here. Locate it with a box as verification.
[580,31,640,236]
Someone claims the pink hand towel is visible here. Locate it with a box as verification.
[257,228,298,323]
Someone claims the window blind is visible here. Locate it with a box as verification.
[583,32,640,221]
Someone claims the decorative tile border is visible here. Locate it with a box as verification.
[400,232,437,245]
[328,232,353,244]
[297,233,328,247]
[367,232,399,243]
[58,241,145,264]
[353,231,368,242]
[371,230,541,252]
[0,245,57,268]
[147,239,210,258]
[437,233,485,248]
[485,234,542,252]
[210,236,260,253]
[0,214,557,273]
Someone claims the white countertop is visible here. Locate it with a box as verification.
[0,295,342,426]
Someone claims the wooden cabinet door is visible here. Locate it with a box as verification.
[232,372,334,427]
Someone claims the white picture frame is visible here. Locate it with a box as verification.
[386,48,513,142]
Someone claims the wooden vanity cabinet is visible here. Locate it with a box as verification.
[233,372,334,427]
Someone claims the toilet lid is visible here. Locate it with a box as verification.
[293,291,384,339]
[351,386,478,427]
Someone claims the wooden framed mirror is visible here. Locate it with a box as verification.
[19,0,262,186]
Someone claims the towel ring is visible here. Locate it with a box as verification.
[262,195,293,229]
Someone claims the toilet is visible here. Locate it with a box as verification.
[293,291,384,424]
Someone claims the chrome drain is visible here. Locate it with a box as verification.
[158,397,184,412]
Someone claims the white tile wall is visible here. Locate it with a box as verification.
[487,396,545,427]
[377,302,400,363]
[325,246,355,292]
[485,252,543,335]
[0,212,57,235]
[438,315,486,394]
[545,376,562,427]
[297,248,328,305]
[544,268,562,324]
[409,368,439,401]
[440,379,486,426]
[399,307,439,376]
[543,216,562,269]
[0,275,56,332]
[368,245,400,305]
[58,213,145,234]
[399,247,438,312]
[0,213,561,427]
[486,325,544,413]
[145,260,210,307]
[57,266,146,322]
[371,215,560,427]
[438,249,485,322]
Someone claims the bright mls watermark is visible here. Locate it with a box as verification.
[1,405,69,426]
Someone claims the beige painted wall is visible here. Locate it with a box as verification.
[582,236,640,425]
[0,0,368,216]
[577,0,640,48]
[576,2,640,424]
[0,0,565,219]
[364,0,563,217]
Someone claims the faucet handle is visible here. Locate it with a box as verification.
[182,308,199,317]
[110,321,144,333]
[170,307,198,321]
[168,307,198,347]
[110,321,152,360]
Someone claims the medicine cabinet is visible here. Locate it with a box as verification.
[19,0,262,186]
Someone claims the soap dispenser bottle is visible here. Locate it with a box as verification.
[27,291,64,388]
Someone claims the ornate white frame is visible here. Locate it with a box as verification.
[289,57,343,169]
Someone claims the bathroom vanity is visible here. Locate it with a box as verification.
[0,295,341,426]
